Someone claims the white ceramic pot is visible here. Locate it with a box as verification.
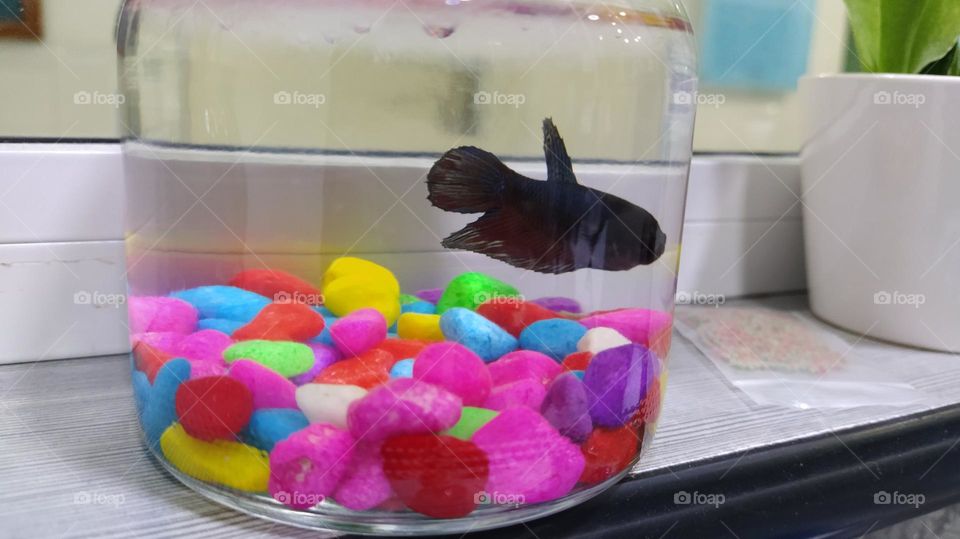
[800,74,960,352]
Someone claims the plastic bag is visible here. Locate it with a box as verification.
[674,306,924,409]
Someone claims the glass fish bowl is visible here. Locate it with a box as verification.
[118,0,696,534]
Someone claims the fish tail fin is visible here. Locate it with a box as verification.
[427,146,517,214]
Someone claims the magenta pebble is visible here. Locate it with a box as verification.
[330,308,387,357]
[174,329,233,362]
[128,296,198,335]
[229,359,298,409]
[412,342,492,406]
[333,442,392,511]
[414,288,443,304]
[483,378,547,411]
[134,331,183,355]
[269,423,354,509]
[347,378,462,443]
[579,308,671,344]
[488,350,562,387]
[472,407,584,504]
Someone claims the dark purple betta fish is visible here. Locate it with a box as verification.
[426,118,666,274]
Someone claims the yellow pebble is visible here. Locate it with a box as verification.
[159,423,270,492]
[324,273,401,324]
[398,313,445,341]
[322,257,400,294]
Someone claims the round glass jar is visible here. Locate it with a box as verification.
[118,0,696,534]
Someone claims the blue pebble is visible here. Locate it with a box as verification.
[132,370,151,417]
[311,324,336,346]
[402,301,436,315]
[440,308,517,363]
[197,318,246,335]
[389,358,415,378]
[519,319,588,361]
[313,306,336,318]
[242,409,309,452]
[571,370,586,380]
[171,285,270,322]
[141,358,191,447]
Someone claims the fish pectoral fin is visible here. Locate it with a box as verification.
[441,208,579,274]
[542,118,578,185]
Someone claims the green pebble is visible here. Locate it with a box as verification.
[443,407,498,440]
[399,293,419,305]
[223,340,314,377]
[436,272,520,313]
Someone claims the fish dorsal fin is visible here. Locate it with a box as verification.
[542,118,578,184]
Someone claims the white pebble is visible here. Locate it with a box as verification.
[295,383,368,429]
[576,327,631,355]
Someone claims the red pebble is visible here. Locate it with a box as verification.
[476,298,558,337]
[377,338,430,360]
[228,268,323,305]
[232,302,324,341]
[630,376,663,429]
[175,376,253,441]
[314,349,394,389]
[133,342,174,383]
[561,351,593,372]
[579,425,640,486]
[382,434,489,518]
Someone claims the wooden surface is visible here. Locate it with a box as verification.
[3,295,960,538]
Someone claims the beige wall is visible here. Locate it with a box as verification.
[0,0,847,153]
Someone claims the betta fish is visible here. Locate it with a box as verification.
[426,118,666,274]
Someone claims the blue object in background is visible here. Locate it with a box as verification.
[700,0,816,91]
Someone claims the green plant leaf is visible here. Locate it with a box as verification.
[844,0,960,74]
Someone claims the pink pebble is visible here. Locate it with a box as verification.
[133,332,184,355]
[347,378,462,444]
[174,330,233,361]
[187,359,227,378]
[483,378,547,411]
[228,359,298,409]
[128,296,198,334]
[472,407,585,504]
[413,342,492,406]
[488,350,562,387]
[333,442,392,511]
[269,423,355,509]
[580,308,672,343]
[290,343,341,386]
[330,308,387,357]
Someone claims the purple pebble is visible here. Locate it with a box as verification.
[583,343,660,428]
[414,288,443,305]
[291,343,341,385]
[531,296,582,314]
[541,372,593,442]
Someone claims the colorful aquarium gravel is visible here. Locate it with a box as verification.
[130,257,670,518]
